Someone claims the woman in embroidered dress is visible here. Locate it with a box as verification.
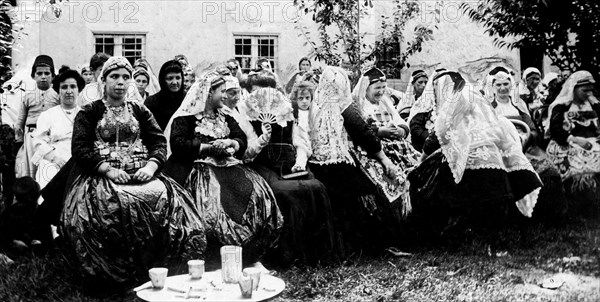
[32,69,83,189]
[60,57,206,286]
[546,71,600,216]
[242,85,337,265]
[408,71,542,227]
[490,70,567,220]
[309,66,400,253]
[164,73,283,265]
[352,67,419,219]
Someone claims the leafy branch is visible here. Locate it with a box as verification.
[460,0,600,75]
[294,0,438,81]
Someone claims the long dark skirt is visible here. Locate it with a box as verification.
[60,173,206,285]
[526,147,568,221]
[309,162,399,255]
[408,151,542,228]
[186,162,283,265]
[250,163,336,266]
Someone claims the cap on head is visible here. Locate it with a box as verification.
[31,55,55,78]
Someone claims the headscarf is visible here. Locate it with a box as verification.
[98,56,135,100]
[164,72,224,157]
[518,67,543,96]
[134,58,160,95]
[142,60,187,130]
[433,72,540,216]
[489,71,530,113]
[133,67,150,82]
[309,66,355,165]
[401,70,428,110]
[548,70,598,123]
[224,75,241,91]
[352,67,405,128]
[542,72,559,87]
[407,69,443,124]
[100,56,134,79]
[481,67,529,114]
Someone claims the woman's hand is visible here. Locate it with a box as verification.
[132,161,158,183]
[46,151,67,166]
[211,139,239,156]
[291,164,306,172]
[106,167,131,184]
[380,157,399,179]
[261,123,272,137]
[378,126,405,140]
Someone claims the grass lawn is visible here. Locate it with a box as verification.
[1,217,598,302]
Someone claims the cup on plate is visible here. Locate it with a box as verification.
[148,267,168,289]
[243,267,261,291]
[238,274,253,298]
[188,259,205,279]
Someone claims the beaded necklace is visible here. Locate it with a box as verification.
[96,101,141,167]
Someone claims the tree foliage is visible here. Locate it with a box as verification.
[0,0,64,85]
[461,0,600,75]
[0,0,15,84]
[294,0,437,79]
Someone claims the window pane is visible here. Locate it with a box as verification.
[233,35,278,72]
[243,45,251,55]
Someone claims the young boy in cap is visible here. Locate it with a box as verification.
[14,54,59,178]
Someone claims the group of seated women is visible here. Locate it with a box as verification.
[33,56,598,288]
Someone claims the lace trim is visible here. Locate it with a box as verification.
[308,158,355,166]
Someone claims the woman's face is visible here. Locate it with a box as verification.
[82,70,95,85]
[165,72,182,93]
[297,89,312,111]
[526,73,541,90]
[104,68,130,100]
[209,83,226,109]
[493,78,511,97]
[413,77,427,96]
[365,81,387,104]
[135,75,149,94]
[299,60,311,72]
[223,88,241,109]
[574,84,595,103]
[59,78,79,107]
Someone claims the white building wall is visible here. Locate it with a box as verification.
[10,0,527,89]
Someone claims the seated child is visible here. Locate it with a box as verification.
[290,81,315,173]
[0,177,41,255]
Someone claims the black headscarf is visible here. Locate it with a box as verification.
[144,60,185,130]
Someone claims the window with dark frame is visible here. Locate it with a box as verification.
[94,33,146,66]
[233,34,278,73]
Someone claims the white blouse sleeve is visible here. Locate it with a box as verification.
[31,110,55,165]
[293,111,312,168]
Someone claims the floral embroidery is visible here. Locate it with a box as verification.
[195,113,230,139]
